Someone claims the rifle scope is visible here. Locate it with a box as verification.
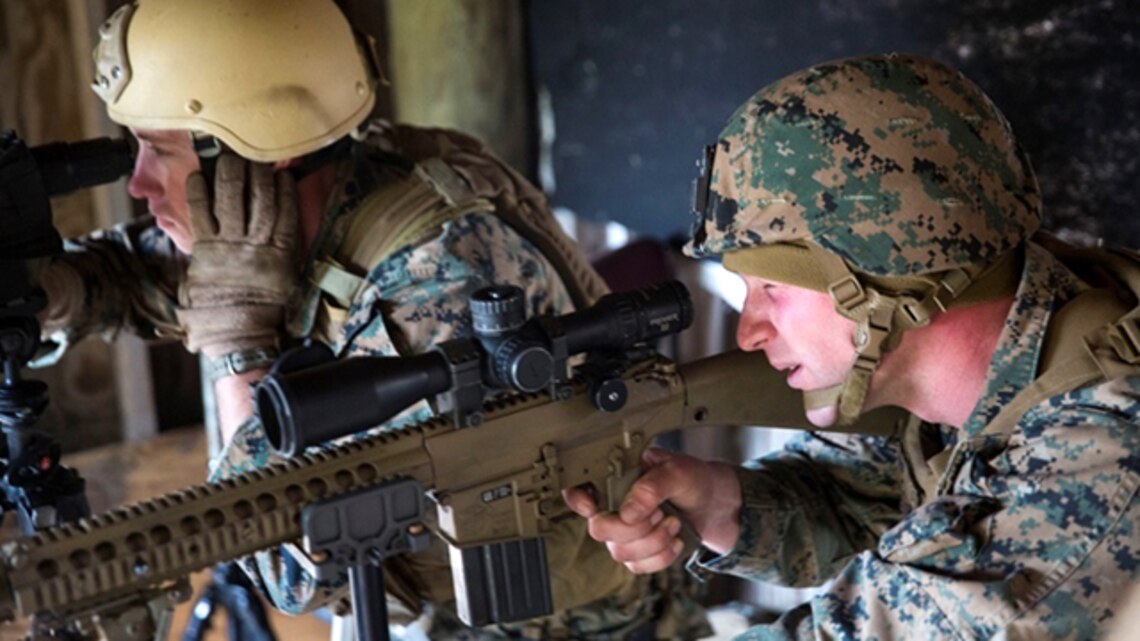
[30,137,135,197]
[257,280,693,457]
[1,132,133,265]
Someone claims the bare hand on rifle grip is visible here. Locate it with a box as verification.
[562,447,743,573]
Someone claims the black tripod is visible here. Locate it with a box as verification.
[0,287,89,537]
[181,562,279,641]
[0,279,91,641]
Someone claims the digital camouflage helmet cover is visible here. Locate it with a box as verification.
[686,53,1041,423]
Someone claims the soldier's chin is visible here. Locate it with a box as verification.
[805,405,838,428]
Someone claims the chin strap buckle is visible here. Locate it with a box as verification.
[829,275,868,316]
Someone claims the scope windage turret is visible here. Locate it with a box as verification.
[476,281,694,393]
[256,281,694,457]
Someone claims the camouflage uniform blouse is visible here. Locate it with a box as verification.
[691,241,1140,640]
[41,123,709,640]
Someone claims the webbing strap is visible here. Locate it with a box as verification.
[980,348,1105,438]
[313,259,365,308]
[814,245,1000,426]
[336,161,493,280]
[803,385,842,412]
[817,252,900,425]
[901,414,941,503]
[894,265,980,330]
[1107,314,1140,365]
[980,287,1134,438]
[309,160,494,346]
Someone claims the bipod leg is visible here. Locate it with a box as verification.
[300,478,430,641]
[349,561,388,641]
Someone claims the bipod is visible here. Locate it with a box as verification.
[299,477,431,641]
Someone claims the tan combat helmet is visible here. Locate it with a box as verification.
[91,0,382,162]
[686,53,1041,424]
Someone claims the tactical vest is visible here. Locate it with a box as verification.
[905,232,1140,503]
[307,121,609,348]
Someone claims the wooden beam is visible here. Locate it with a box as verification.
[385,0,532,175]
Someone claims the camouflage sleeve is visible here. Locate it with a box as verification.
[689,431,905,587]
[209,211,574,616]
[726,378,1140,640]
[35,217,185,365]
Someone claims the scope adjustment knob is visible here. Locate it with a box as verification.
[471,286,526,337]
[506,343,555,392]
[589,377,628,413]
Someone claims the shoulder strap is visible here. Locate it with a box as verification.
[981,245,1140,438]
[336,158,495,280]
[385,123,610,308]
[308,159,495,348]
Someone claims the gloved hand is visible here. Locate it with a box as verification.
[176,153,298,359]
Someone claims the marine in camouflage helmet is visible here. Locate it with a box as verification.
[685,53,1042,424]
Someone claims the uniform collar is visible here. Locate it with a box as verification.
[960,242,1087,436]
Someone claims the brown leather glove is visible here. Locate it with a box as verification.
[177,153,298,359]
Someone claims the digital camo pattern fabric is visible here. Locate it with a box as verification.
[684,54,1041,278]
[690,242,1140,640]
[35,218,186,365]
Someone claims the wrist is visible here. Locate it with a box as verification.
[177,304,284,355]
[206,346,280,383]
[700,462,743,554]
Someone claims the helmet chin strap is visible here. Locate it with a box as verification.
[189,132,352,188]
[805,251,990,427]
[805,289,901,426]
[724,240,1019,427]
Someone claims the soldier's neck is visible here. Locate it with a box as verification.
[294,163,341,258]
[868,294,1014,428]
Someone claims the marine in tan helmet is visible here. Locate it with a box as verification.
[33,0,711,638]
[568,53,1140,639]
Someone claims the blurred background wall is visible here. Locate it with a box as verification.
[528,0,1140,246]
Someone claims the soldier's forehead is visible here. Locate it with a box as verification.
[130,127,188,143]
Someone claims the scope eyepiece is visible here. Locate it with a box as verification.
[559,280,694,354]
[30,137,134,197]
